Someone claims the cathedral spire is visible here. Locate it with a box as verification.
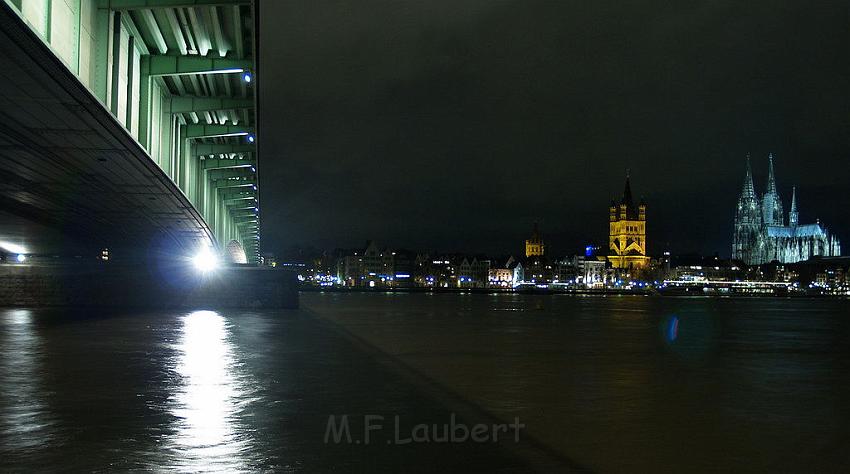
[791,186,797,212]
[762,153,784,226]
[741,153,756,198]
[766,152,777,195]
[789,186,799,226]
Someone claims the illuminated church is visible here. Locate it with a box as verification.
[732,154,841,265]
[608,174,649,270]
[525,223,545,257]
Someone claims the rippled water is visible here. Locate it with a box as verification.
[1,294,849,472]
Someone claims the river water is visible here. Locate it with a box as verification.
[1,293,848,472]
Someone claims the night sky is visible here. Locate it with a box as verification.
[258,0,850,258]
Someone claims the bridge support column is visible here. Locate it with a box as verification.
[137,55,151,149]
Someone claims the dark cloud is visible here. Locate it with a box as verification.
[259,0,850,257]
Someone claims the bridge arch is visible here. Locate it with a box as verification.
[225,240,248,264]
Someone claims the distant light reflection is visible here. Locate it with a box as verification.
[166,311,255,471]
[662,312,716,362]
[666,316,679,342]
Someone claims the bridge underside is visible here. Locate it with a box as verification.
[0,5,210,257]
[0,1,259,262]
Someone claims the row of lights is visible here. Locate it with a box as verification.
[244,72,256,148]
[245,69,258,246]
[238,70,257,238]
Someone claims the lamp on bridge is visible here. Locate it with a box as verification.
[192,247,219,274]
[0,241,28,263]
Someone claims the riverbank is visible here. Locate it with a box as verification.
[301,285,650,296]
[300,285,846,298]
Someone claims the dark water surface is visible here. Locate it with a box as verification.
[1,294,849,472]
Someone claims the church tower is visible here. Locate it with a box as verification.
[525,223,544,257]
[732,154,763,264]
[607,173,649,271]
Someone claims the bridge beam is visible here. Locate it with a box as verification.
[201,158,255,170]
[220,188,255,198]
[206,167,254,180]
[145,55,251,77]
[185,124,252,139]
[233,211,258,219]
[222,197,256,205]
[137,9,168,54]
[171,96,254,114]
[195,143,255,156]
[225,205,256,216]
[212,179,256,189]
[103,0,250,11]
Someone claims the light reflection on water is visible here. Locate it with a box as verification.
[164,310,257,472]
[0,310,56,455]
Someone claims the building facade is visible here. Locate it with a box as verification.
[608,175,649,270]
[732,154,841,265]
[583,259,607,288]
[489,267,515,287]
[458,257,490,288]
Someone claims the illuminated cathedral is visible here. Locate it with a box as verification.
[732,154,841,265]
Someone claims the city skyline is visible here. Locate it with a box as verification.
[258,1,850,257]
[268,159,846,261]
